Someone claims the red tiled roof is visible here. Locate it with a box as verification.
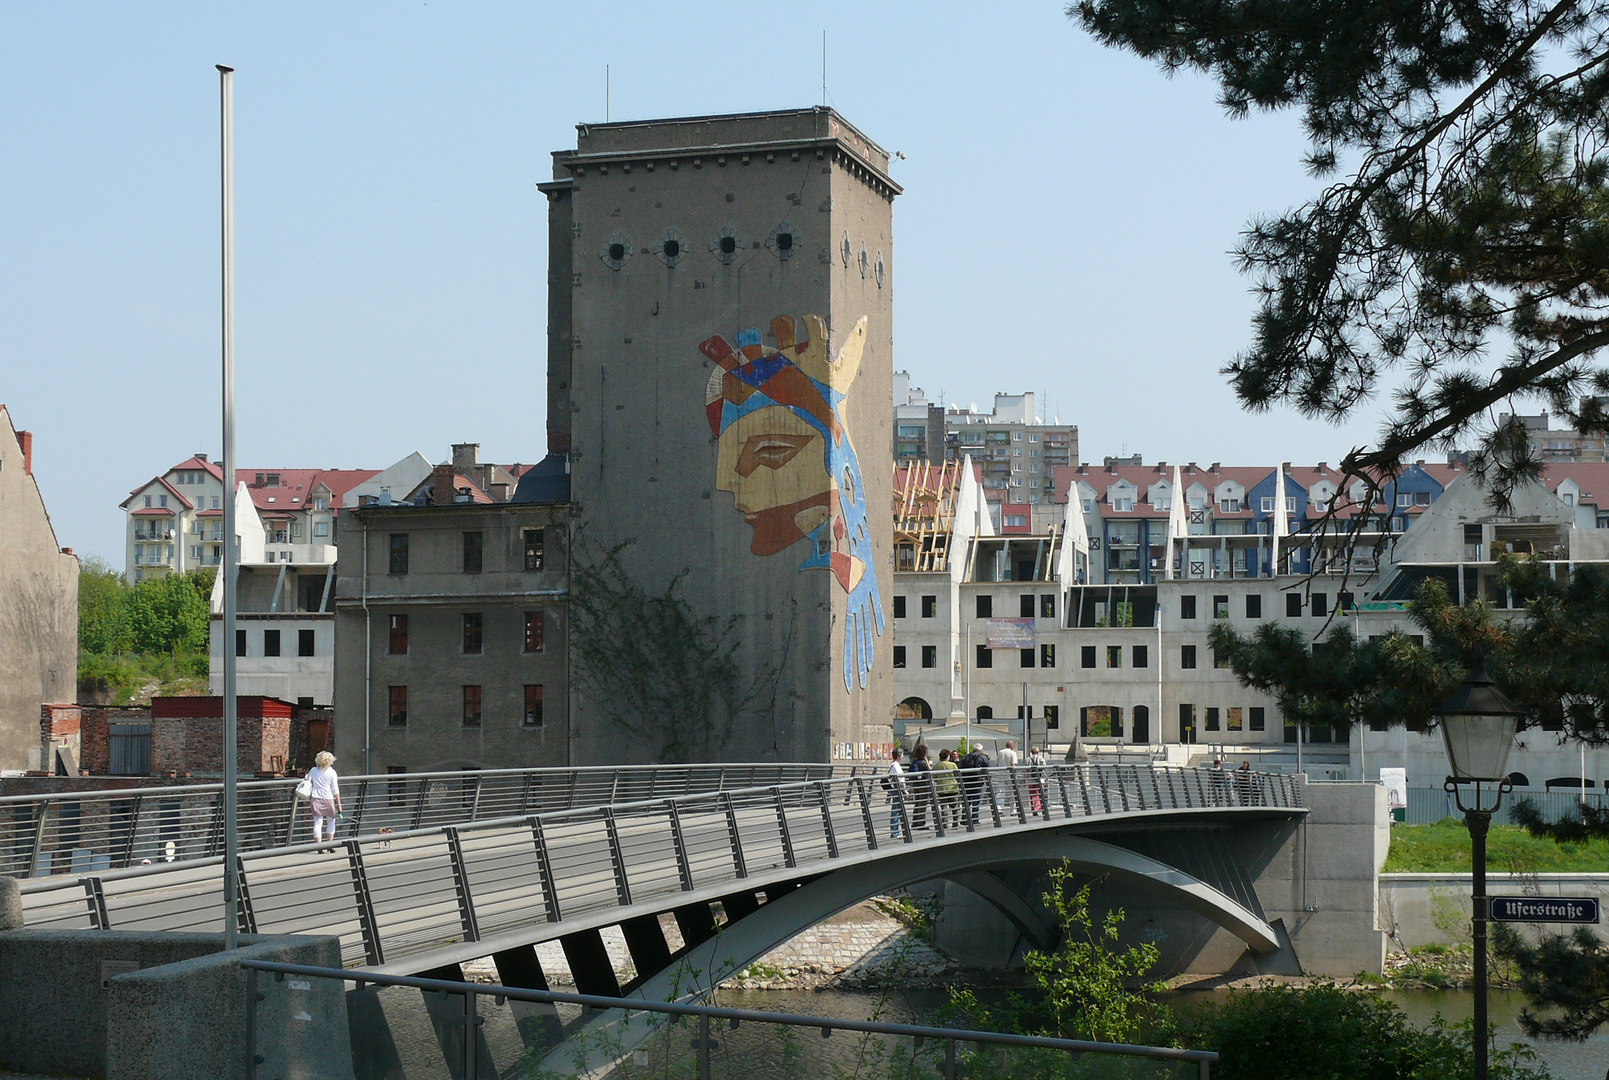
[239,468,381,513]
[119,475,193,511]
[130,507,175,517]
[197,508,222,517]
[170,457,224,481]
[1539,462,1609,504]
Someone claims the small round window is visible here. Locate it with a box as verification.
[766,221,798,261]
[598,232,633,271]
[657,228,688,268]
[709,226,744,264]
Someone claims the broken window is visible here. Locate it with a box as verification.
[462,685,482,727]
[462,613,483,654]
[389,533,409,575]
[524,685,544,727]
[463,531,483,574]
[388,614,408,655]
[388,686,407,727]
[524,529,545,570]
[524,611,544,653]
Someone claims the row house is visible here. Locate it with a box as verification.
[1054,459,1463,586]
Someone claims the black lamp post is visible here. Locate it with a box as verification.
[1436,662,1520,1080]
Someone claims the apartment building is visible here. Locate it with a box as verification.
[891,455,1609,783]
[1498,410,1608,463]
[943,392,1077,513]
[892,371,946,463]
[119,453,434,580]
[333,463,570,774]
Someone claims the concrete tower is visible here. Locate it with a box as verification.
[543,109,898,763]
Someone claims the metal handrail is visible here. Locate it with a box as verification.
[240,959,1218,1079]
[0,762,880,879]
[20,763,1304,977]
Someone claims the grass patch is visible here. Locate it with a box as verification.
[1384,818,1609,873]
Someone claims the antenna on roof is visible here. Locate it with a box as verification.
[605,64,610,122]
[822,32,827,106]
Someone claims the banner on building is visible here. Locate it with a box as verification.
[1380,767,1408,810]
[985,618,1036,649]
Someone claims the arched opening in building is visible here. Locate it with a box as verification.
[896,697,933,722]
[1131,705,1150,743]
[1545,776,1596,789]
[1507,772,1530,788]
[1081,705,1124,739]
[975,706,993,720]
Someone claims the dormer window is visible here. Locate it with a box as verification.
[267,497,276,503]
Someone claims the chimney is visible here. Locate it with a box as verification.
[489,481,510,502]
[451,443,481,473]
[1209,462,1220,472]
[430,464,456,505]
[195,453,208,463]
[15,430,32,475]
[1317,461,1327,474]
[1187,461,1197,474]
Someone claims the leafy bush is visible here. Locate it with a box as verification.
[1186,983,1552,1080]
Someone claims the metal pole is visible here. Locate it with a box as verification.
[217,62,239,951]
[1469,804,1490,1080]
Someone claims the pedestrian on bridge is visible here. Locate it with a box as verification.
[998,740,1020,813]
[910,744,934,829]
[885,747,908,840]
[934,749,961,828]
[959,743,990,826]
[307,751,342,851]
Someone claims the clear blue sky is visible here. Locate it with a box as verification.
[3,2,1389,567]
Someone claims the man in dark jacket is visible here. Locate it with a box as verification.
[958,744,991,826]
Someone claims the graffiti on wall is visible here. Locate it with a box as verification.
[702,313,884,691]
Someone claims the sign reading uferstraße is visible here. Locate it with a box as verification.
[1489,896,1601,924]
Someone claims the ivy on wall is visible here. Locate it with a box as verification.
[569,535,795,762]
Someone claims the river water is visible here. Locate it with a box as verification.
[718,986,1609,1080]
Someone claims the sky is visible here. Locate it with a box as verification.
[3,2,1396,568]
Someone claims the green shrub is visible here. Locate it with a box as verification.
[1186,983,1552,1080]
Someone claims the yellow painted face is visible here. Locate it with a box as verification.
[715,407,829,512]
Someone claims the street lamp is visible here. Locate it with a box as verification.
[1436,662,1520,1080]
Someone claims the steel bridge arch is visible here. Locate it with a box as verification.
[542,829,1280,1075]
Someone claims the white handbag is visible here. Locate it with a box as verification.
[295,778,313,800]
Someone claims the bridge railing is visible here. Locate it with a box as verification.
[241,959,1218,1079]
[18,763,1302,971]
[0,762,879,879]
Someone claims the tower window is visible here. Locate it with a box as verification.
[720,236,736,254]
[608,243,626,261]
[663,239,679,259]
[775,232,792,250]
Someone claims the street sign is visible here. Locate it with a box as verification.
[1489,896,1601,924]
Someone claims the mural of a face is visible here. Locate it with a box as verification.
[702,314,884,690]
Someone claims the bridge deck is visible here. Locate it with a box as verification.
[17,764,1303,977]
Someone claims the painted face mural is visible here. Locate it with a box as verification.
[702,314,885,691]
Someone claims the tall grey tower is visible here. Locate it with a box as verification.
[542,109,898,763]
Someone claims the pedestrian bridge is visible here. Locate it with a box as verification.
[15,763,1304,1014]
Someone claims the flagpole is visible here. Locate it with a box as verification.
[217,63,239,951]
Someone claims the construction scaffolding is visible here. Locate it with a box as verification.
[893,460,963,574]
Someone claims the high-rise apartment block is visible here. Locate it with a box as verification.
[541,109,899,762]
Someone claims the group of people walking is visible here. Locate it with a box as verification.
[884,740,1047,838]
